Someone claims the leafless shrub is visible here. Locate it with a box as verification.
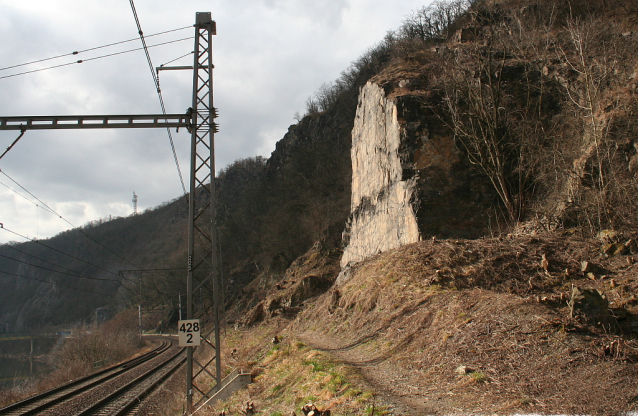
[399,0,473,42]
[0,378,37,408]
[304,0,473,117]
[553,16,638,232]
[0,310,142,408]
[52,310,141,377]
[437,19,558,225]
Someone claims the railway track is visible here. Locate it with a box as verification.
[0,337,185,416]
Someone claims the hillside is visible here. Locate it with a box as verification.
[0,83,353,331]
[0,198,189,330]
[230,0,638,320]
[209,0,638,414]
[203,230,638,415]
[2,0,638,413]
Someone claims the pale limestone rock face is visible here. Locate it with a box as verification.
[340,82,420,268]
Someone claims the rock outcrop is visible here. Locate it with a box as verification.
[341,80,496,268]
[341,82,420,267]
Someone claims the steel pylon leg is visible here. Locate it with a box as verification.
[186,12,220,413]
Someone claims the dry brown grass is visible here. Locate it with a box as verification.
[132,231,638,415]
[292,233,638,414]
[0,309,144,408]
[210,321,391,416]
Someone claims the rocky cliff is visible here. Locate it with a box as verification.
[341,0,638,268]
[340,82,420,267]
[341,78,497,268]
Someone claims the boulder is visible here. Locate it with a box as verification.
[568,286,611,325]
[242,302,265,326]
[456,365,475,375]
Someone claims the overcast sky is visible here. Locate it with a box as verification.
[0,0,430,244]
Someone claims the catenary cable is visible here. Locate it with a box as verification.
[5,243,185,283]
[0,180,40,209]
[159,51,194,68]
[0,225,132,282]
[0,234,174,300]
[0,269,117,297]
[0,37,191,81]
[0,253,119,283]
[0,25,192,72]
[0,169,143,271]
[4,243,109,279]
[128,0,187,195]
[1,174,186,278]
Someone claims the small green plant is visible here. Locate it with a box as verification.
[364,402,391,415]
[343,388,362,398]
[429,284,443,293]
[470,371,488,383]
[302,357,333,373]
[304,395,319,404]
[265,344,281,359]
[327,373,346,392]
[361,390,374,400]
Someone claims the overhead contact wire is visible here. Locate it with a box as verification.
[0,180,39,208]
[0,169,143,272]
[0,269,116,297]
[5,243,106,279]
[0,253,118,283]
[0,25,192,72]
[1,176,184,277]
[0,37,191,80]
[129,0,187,195]
[0,225,132,283]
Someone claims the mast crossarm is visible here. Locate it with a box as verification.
[0,114,192,130]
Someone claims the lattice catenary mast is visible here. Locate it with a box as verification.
[0,12,222,414]
[185,12,221,411]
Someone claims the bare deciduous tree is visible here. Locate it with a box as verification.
[443,34,526,223]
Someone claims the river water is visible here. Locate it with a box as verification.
[0,356,52,388]
[0,336,58,389]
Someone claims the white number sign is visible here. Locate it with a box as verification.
[178,319,200,347]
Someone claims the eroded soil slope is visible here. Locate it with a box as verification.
[291,232,638,414]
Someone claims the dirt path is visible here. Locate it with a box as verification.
[298,331,441,416]
[288,234,638,415]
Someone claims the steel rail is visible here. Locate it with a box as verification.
[0,341,170,415]
[75,347,186,416]
[112,354,186,416]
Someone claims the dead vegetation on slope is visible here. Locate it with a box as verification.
[368,0,638,233]
[213,2,638,413]
[293,232,638,414]
[195,231,638,415]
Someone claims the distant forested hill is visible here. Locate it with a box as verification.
[4,0,636,331]
[0,88,355,330]
[0,198,189,330]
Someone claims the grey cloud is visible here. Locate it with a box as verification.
[0,0,429,243]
